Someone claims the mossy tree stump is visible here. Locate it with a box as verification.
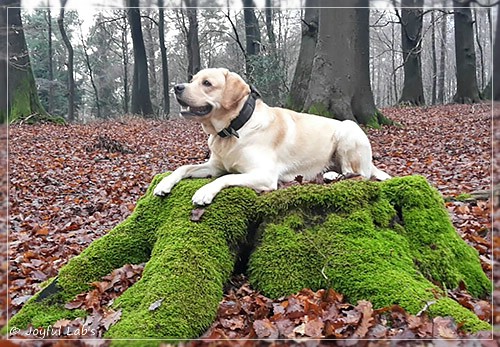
[6,175,491,343]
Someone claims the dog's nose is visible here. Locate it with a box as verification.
[174,84,185,94]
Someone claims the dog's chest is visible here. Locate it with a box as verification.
[209,137,246,173]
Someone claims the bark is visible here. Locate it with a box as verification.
[453,3,480,104]
[431,10,437,105]
[158,0,170,116]
[6,175,491,338]
[127,0,154,117]
[79,24,101,118]
[493,2,500,101]
[47,7,54,114]
[305,0,390,127]
[438,10,447,104]
[399,0,425,106]
[391,21,398,104]
[57,0,75,121]
[243,0,261,78]
[144,12,157,110]
[473,10,485,90]
[264,0,276,53]
[185,0,201,80]
[287,0,318,111]
[0,0,50,123]
[121,13,129,114]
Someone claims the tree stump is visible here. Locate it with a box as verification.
[5,175,491,343]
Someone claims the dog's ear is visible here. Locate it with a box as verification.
[221,71,250,110]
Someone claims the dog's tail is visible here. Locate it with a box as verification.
[371,164,391,181]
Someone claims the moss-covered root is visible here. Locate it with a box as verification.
[248,176,491,333]
[7,174,176,331]
[380,176,491,298]
[105,179,257,344]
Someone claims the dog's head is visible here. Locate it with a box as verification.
[174,68,251,120]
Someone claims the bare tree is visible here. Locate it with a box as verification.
[287,0,318,111]
[265,0,276,53]
[243,0,261,78]
[185,0,200,80]
[431,10,437,105]
[305,0,390,126]
[398,0,425,106]
[158,0,170,116]
[79,23,101,118]
[57,0,75,121]
[127,0,154,116]
[438,9,447,103]
[494,1,500,100]
[46,6,54,113]
[0,0,48,122]
[453,2,481,103]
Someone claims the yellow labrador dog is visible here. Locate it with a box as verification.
[154,68,390,205]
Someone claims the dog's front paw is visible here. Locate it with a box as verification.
[192,184,220,206]
[153,176,176,196]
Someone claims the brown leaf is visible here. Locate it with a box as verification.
[253,318,279,339]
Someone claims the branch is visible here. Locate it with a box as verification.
[224,9,246,58]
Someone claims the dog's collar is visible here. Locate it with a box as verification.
[217,85,261,138]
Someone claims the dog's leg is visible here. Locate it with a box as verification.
[192,172,278,205]
[153,161,222,197]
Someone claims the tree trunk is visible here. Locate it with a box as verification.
[144,11,158,112]
[399,0,425,106]
[6,175,491,339]
[127,0,154,117]
[438,10,447,104]
[47,7,54,114]
[0,0,50,123]
[453,3,480,104]
[158,0,170,116]
[431,10,437,105]
[79,24,101,119]
[185,0,201,80]
[493,2,500,101]
[264,0,276,53]
[121,13,129,114]
[243,0,261,79]
[287,0,318,111]
[57,0,75,122]
[305,0,390,127]
[391,21,398,104]
[473,9,485,91]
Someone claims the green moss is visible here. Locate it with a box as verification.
[429,298,491,332]
[249,175,491,332]
[7,173,256,340]
[6,174,490,339]
[105,179,257,339]
[307,102,334,118]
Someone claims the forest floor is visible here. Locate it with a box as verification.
[1,103,499,346]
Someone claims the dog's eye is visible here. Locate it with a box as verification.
[202,80,212,87]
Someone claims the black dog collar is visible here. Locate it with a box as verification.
[217,85,261,138]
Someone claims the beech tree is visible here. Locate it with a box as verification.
[493,1,500,100]
[304,0,390,127]
[0,0,50,123]
[57,0,75,121]
[158,0,170,115]
[398,0,425,106]
[453,2,480,103]
[287,0,318,111]
[184,0,200,80]
[127,0,154,117]
[243,0,261,77]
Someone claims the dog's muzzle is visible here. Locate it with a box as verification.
[174,83,213,117]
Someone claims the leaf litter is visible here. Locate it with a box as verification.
[3,103,499,344]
